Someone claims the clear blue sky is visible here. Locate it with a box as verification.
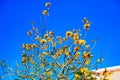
[0,0,120,70]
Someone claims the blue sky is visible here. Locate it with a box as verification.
[0,0,120,71]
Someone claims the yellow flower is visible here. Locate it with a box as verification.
[52,41,56,47]
[66,31,73,37]
[85,45,90,50]
[32,44,37,48]
[47,37,52,42]
[75,74,80,79]
[85,59,91,65]
[25,44,29,50]
[65,51,70,56]
[74,46,80,51]
[40,39,47,44]
[62,47,67,53]
[42,10,48,15]
[82,51,91,58]
[78,39,86,45]
[74,39,79,44]
[55,53,60,57]
[84,23,91,30]
[74,39,86,45]
[21,57,28,63]
[80,68,88,75]
[54,50,61,57]
[23,44,33,50]
[41,51,47,56]
[71,33,79,40]
[44,33,49,38]
[73,52,80,59]
[45,2,51,8]
[27,30,32,36]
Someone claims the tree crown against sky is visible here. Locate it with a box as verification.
[0,0,118,78]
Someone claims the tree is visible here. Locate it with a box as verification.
[13,2,111,80]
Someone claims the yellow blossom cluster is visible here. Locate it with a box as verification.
[71,33,80,40]
[83,17,92,30]
[80,67,88,75]
[22,43,37,50]
[54,50,62,58]
[82,51,92,58]
[42,2,51,16]
[66,31,73,38]
[42,10,48,16]
[74,46,80,51]
[84,59,91,65]
[74,68,89,80]
[74,39,86,46]
[85,45,90,51]
[40,39,47,44]
[66,31,81,41]
[45,2,51,8]
[39,31,54,43]
[74,74,80,79]
[21,53,33,63]
[73,52,80,59]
